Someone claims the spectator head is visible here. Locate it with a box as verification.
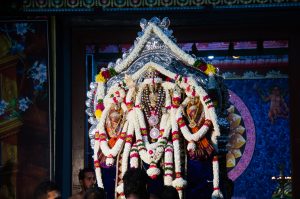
[123,168,149,199]
[79,168,96,191]
[34,180,61,199]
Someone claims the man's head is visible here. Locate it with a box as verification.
[79,168,96,191]
[34,180,61,199]
[123,168,149,199]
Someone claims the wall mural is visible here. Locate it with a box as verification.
[225,78,291,199]
[0,20,50,199]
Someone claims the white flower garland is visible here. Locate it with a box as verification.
[175,76,220,148]
[134,87,171,156]
[120,87,136,178]
[96,104,127,164]
[176,106,212,142]
[134,108,171,165]
[103,87,126,107]
[113,23,196,73]
[171,106,187,190]
[120,118,135,175]
[130,143,139,168]
[143,77,162,84]
[93,132,104,188]
[151,24,195,66]
[164,142,174,186]
[212,156,224,199]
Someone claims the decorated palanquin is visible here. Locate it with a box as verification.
[86,17,230,199]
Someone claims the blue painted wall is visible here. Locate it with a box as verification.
[225,78,291,198]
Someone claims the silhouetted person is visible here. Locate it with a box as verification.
[84,187,106,199]
[123,168,150,199]
[69,168,96,199]
[160,186,179,199]
[33,180,61,199]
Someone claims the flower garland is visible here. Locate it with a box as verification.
[130,143,139,168]
[95,84,129,166]
[176,106,212,142]
[134,108,171,178]
[133,84,172,179]
[112,22,218,76]
[97,107,128,166]
[151,24,195,66]
[93,132,104,188]
[193,59,217,75]
[120,113,135,176]
[116,122,135,198]
[163,142,174,186]
[115,85,137,198]
[212,156,224,199]
[113,22,197,73]
[95,67,118,83]
[175,75,220,147]
[173,75,222,197]
[170,104,187,192]
[118,86,137,180]
[114,24,153,72]
[94,98,105,119]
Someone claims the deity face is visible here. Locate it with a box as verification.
[187,105,197,118]
[107,104,123,136]
[186,97,202,119]
[109,110,122,123]
[189,96,199,105]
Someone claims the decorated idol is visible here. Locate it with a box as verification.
[86,17,230,199]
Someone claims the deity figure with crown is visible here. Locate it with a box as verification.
[86,17,230,199]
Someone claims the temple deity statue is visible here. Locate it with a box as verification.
[140,69,166,142]
[86,17,230,199]
[105,103,125,147]
[184,96,214,160]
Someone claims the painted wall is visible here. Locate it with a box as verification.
[225,78,291,198]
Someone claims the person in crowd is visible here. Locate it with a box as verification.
[34,180,61,199]
[160,186,179,199]
[69,168,96,199]
[84,187,106,199]
[123,168,150,199]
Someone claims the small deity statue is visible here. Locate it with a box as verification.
[184,96,214,160]
[97,102,125,167]
[141,69,166,142]
[105,103,125,147]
